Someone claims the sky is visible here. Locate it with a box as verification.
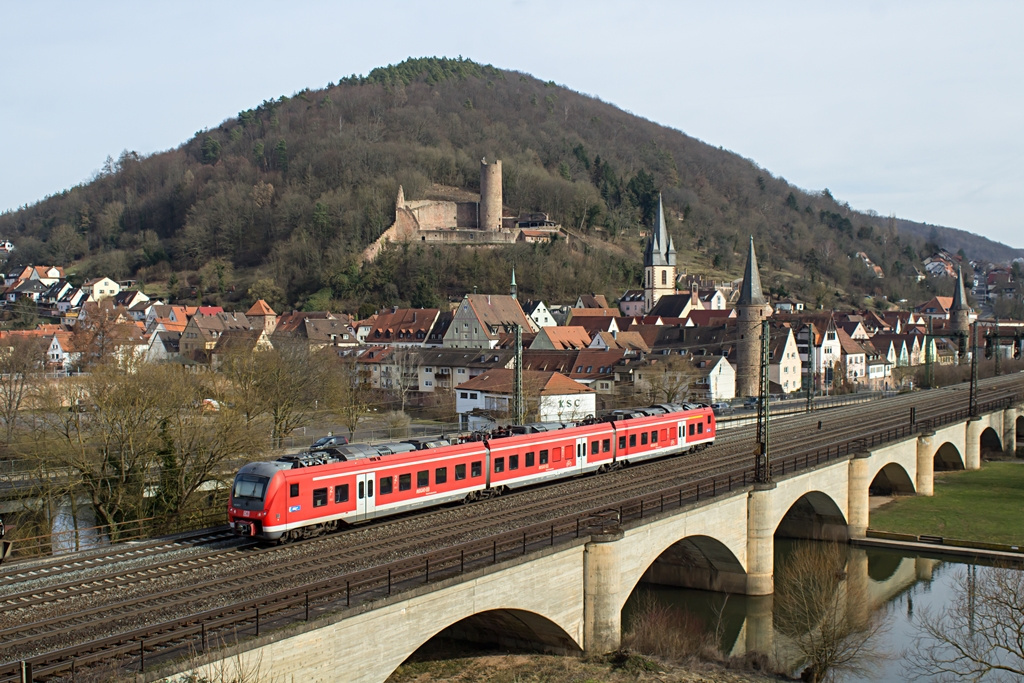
[2,1,1022,247]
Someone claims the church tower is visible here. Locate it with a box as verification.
[644,194,677,313]
[951,266,971,361]
[735,236,768,397]
[510,266,518,301]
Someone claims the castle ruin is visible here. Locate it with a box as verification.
[362,158,561,261]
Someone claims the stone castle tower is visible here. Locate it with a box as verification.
[735,236,769,397]
[643,194,677,313]
[479,158,502,231]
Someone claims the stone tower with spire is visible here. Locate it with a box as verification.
[951,266,971,359]
[735,236,769,397]
[644,194,677,313]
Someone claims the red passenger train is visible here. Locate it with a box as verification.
[229,402,715,542]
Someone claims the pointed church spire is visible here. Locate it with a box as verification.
[510,265,518,300]
[951,266,969,312]
[737,236,767,307]
[644,194,676,267]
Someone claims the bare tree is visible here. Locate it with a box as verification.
[635,354,700,404]
[773,543,888,682]
[0,335,46,443]
[905,564,1024,681]
[324,356,375,438]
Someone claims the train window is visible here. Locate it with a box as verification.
[539,450,548,465]
[379,477,393,495]
[525,451,535,467]
[417,470,429,487]
[651,430,658,443]
[591,440,599,455]
[618,436,626,450]
[494,457,504,473]
[679,426,683,439]
[689,424,696,436]
[313,488,328,508]
[455,464,466,480]
[435,467,447,484]
[509,454,519,470]
[399,473,412,491]
[641,432,648,445]
[368,480,373,497]
[552,447,562,461]
[697,422,703,434]
[602,439,611,452]
[707,415,712,424]
[290,483,299,498]
[629,434,637,447]
[335,484,349,503]
[471,461,482,477]
[358,481,364,499]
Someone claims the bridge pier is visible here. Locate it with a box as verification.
[746,483,776,595]
[847,453,870,539]
[1003,408,1018,455]
[583,530,624,654]
[916,431,935,496]
[965,417,983,470]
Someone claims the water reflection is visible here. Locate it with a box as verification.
[51,497,104,553]
[624,540,985,681]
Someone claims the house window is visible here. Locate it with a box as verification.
[460,392,468,399]
[470,393,478,399]
[425,367,432,372]
[661,271,667,286]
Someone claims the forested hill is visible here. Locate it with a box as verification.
[1,57,1017,313]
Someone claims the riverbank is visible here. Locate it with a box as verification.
[388,652,781,682]
[868,460,1024,545]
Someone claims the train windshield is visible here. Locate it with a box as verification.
[233,474,269,501]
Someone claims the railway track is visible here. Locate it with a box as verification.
[2,376,1021,680]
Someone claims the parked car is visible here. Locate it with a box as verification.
[742,397,759,409]
[710,402,732,415]
[310,434,349,451]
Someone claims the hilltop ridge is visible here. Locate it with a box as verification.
[0,56,1016,312]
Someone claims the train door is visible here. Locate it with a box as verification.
[576,437,587,472]
[356,472,377,520]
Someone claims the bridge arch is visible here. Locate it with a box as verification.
[979,426,1002,453]
[775,490,849,542]
[632,534,748,596]
[934,442,964,470]
[391,607,581,675]
[869,462,915,496]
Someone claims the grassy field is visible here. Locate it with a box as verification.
[869,461,1024,545]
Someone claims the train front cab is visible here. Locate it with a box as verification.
[229,462,288,540]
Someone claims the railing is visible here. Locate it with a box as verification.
[4,507,228,561]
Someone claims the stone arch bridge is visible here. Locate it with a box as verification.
[182,405,1021,683]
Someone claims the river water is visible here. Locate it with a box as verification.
[625,540,1019,681]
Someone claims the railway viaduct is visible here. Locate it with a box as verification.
[180,406,1020,683]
